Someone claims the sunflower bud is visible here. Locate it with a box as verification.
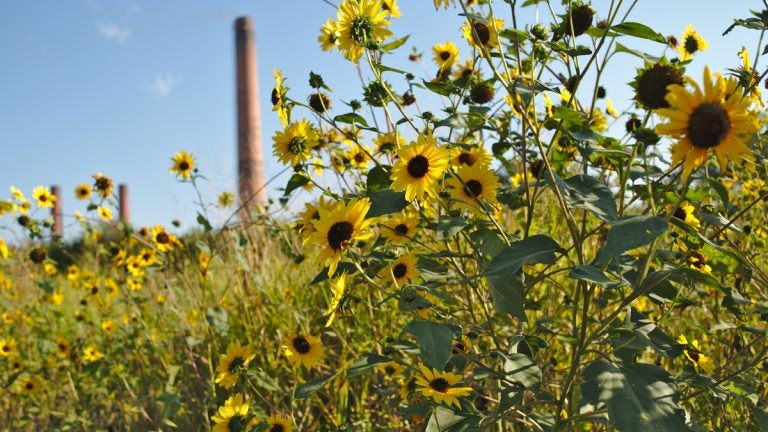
[29,247,47,264]
[308,93,332,113]
[470,81,495,104]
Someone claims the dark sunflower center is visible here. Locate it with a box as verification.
[440,51,451,61]
[464,179,483,197]
[58,343,68,352]
[25,382,34,391]
[354,152,365,163]
[91,287,99,295]
[270,425,285,432]
[327,221,354,250]
[384,365,396,375]
[271,88,280,106]
[394,223,408,235]
[39,195,48,202]
[393,263,408,279]
[351,16,375,44]
[78,188,87,196]
[1,345,9,352]
[461,68,473,78]
[429,377,450,393]
[292,336,311,354]
[672,207,688,220]
[228,356,246,373]
[179,161,190,171]
[684,36,698,54]
[472,22,490,46]
[458,152,476,166]
[379,141,395,152]
[687,349,700,362]
[688,103,730,149]
[288,137,308,155]
[156,232,170,244]
[96,178,110,190]
[453,342,466,353]
[637,64,684,109]
[407,155,430,179]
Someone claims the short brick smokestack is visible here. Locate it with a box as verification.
[235,16,266,210]
[118,184,130,223]
[51,185,62,238]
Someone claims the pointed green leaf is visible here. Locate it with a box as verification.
[595,216,667,263]
[484,235,561,276]
[294,374,335,399]
[569,265,614,285]
[611,22,667,44]
[404,320,454,369]
[334,112,369,127]
[564,175,618,222]
[367,188,408,218]
[347,353,393,377]
[503,353,541,391]
[487,275,526,321]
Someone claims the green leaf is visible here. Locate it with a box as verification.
[367,188,408,218]
[614,42,660,62]
[294,373,335,399]
[423,79,459,96]
[568,265,614,285]
[425,406,480,431]
[283,173,310,197]
[246,369,282,392]
[611,22,667,44]
[334,112,369,127]
[581,361,685,432]
[367,165,393,193]
[484,235,561,276]
[564,175,618,222]
[595,216,668,264]
[487,275,526,321]
[196,213,213,232]
[404,320,454,369]
[310,262,358,284]
[347,353,392,377]
[380,34,410,52]
[436,217,469,240]
[503,353,541,391]
[753,405,768,431]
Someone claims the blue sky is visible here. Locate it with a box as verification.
[0,0,761,239]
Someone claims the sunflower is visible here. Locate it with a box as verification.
[380,253,419,287]
[432,41,459,73]
[283,333,324,369]
[346,144,372,170]
[336,0,392,64]
[75,183,92,200]
[631,62,685,110]
[381,211,419,244]
[377,361,404,378]
[450,145,492,168]
[214,341,256,389]
[672,202,701,228]
[170,151,196,181]
[272,119,318,167]
[308,198,372,276]
[325,273,348,327]
[97,205,113,221]
[32,186,56,209]
[677,335,714,374]
[381,0,401,18]
[92,173,114,199]
[16,374,43,396]
[415,363,473,408]
[656,66,760,179]
[686,251,712,274]
[296,196,333,238]
[83,345,104,362]
[272,69,290,127]
[211,393,251,432]
[0,337,17,357]
[462,14,505,51]
[391,134,450,202]
[452,59,478,85]
[218,191,234,208]
[446,164,500,215]
[318,19,339,52]
[266,413,297,432]
[101,320,117,334]
[452,335,472,354]
[374,131,406,154]
[150,225,181,253]
[678,24,708,61]
[10,186,26,203]
[434,0,454,8]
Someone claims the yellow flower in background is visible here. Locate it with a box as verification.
[0,237,8,259]
[377,361,404,378]
[217,191,235,208]
[656,67,759,179]
[446,164,500,215]
[265,413,296,432]
[32,186,56,209]
[101,320,117,334]
[381,0,401,18]
[211,393,251,432]
[10,186,26,203]
[381,211,419,244]
[170,151,196,181]
[283,333,324,369]
[432,41,459,73]
[606,98,619,118]
[462,14,504,51]
[434,0,454,9]
[346,144,372,170]
[374,131,406,154]
[415,363,473,408]
[677,335,714,374]
[83,345,104,362]
[16,374,43,396]
[678,24,708,61]
[590,109,608,133]
[51,289,64,305]
[215,341,256,389]
[92,172,114,199]
[318,19,339,52]
[672,202,701,229]
[450,145,492,168]
[0,337,17,357]
[686,251,712,274]
[67,265,80,281]
[44,262,58,276]
[150,225,181,253]
[452,59,478,83]
[75,183,92,200]
[272,119,318,166]
[379,252,420,287]
[336,0,392,63]
[391,134,450,202]
[97,205,113,221]
[308,198,372,276]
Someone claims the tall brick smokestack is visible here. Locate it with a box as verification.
[51,185,62,238]
[235,17,266,210]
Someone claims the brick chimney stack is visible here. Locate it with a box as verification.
[118,184,130,223]
[51,185,62,238]
[235,17,266,210]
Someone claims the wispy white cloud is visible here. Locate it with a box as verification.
[148,73,178,97]
[97,21,131,43]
